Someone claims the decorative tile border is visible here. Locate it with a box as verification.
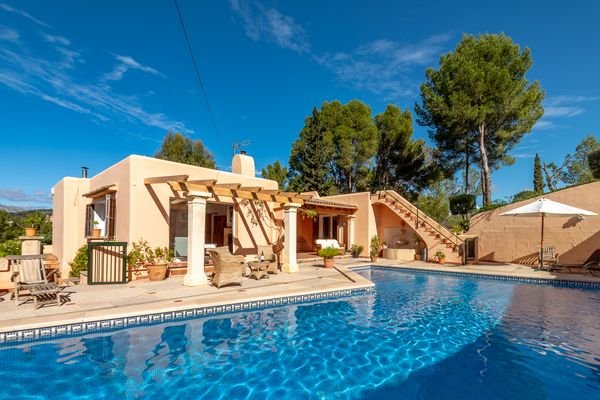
[352,265,600,289]
[0,287,373,345]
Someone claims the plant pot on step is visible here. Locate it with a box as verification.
[147,263,168,281]
[91,228,102,237]
[438,258,446,265]
[24,227,37,237]
[370,255,378,262]
[323,258,334,268]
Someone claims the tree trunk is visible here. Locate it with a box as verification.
[465,142,470,193]
[478,123,492,205]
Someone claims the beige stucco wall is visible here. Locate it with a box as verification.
[52,154,282,274]
[469,181,600,264]
[51,177,90,277]
[321,192,376,256]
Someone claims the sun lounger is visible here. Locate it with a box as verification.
[315,239,345,254]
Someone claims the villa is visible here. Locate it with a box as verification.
[48,152,464,285]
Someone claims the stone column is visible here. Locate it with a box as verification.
[183,191,212,286]
[282,203,301,273]
[347,215,356,248]
[19,236,43,255]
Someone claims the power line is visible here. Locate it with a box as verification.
[173,0,223,148]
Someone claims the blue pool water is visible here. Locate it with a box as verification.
[1,267,599,399]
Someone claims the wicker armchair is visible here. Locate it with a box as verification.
[208,247,244,288]
[257,245,279,274]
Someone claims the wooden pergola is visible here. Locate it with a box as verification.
[143,174,313,284]
[144,175,313,205]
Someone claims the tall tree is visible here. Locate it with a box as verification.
[155,132,216,168]
[372,105,437,197]
[261,161,289,190]
[321,100,378,192]
[416,33,544,205]
[288,100,378,194]
[561,134,600,185]
[288,107,334,194]
[589,148,600,179]
[533,153,544,193]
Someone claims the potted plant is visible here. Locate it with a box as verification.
[318,247,338,268]
[146,246,174,281]
[24,225,37,237]
[127,239,174,281]
[370,235,381,262]
[435,250,446,265]
[413,234,422,261]
[91,220,102,237]
[349,244,364,258]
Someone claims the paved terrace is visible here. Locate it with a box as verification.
[1,258,598,333]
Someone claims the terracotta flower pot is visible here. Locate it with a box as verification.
[147,263,168,281]
[323,258,334,268]
[370,255,378,262]
[92,228,102,237]
[24,228,37,237]
[438,258,446,265]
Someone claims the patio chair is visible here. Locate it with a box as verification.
[539,246,559,269]
[208,247,244,288]
[8,255,63,308]
[257,245,279,274]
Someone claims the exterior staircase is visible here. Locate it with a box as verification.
[372,190,464,264]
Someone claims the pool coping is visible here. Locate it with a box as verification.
[0,274,374,345]
[348,263,600,289]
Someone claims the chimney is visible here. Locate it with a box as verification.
[81,166,89,178]
[232,152,255,177]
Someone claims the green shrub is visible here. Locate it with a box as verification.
[370,235,381,257]
[69,245,88,277]
[435,250,446,260]
[349,244,364,257]
[511,190,537,203]
[449,194,476,218]
[0,240,21,257]
[318,247,339,259]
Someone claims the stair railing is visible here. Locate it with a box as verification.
[380,190,464,248]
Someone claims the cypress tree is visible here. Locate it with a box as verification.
[533,153,544,193]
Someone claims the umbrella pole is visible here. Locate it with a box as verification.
[540,212,545,269]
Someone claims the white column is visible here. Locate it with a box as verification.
[282,203,301,273]
[347,215,356,248]
[183,191,212,286]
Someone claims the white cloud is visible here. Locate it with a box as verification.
[42,32,70,46]
[533,119,556,131]
[0,188,51,204]
[0,3,51,28]
[229,0,309,53]
[316,34,451,100]
[0,40,190,133]
[102,54,165,81]
[0,25,19,42]
[546,95,600,106]
[544,106,584,118]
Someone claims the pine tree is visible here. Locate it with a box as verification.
[533,153,544,193]
[155,132,215,168]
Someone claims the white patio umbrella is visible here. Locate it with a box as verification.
[499,198,597,268]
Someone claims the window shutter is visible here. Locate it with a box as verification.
[85,204,93,237]
[106,193,116,239]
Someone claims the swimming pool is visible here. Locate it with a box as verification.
[0,267,598,399]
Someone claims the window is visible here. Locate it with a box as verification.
[86,193,116,238]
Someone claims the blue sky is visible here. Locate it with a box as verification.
[1,0,599,209]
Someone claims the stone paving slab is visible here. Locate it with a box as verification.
[0,264,373,333]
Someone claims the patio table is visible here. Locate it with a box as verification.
[247,261,270,280]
